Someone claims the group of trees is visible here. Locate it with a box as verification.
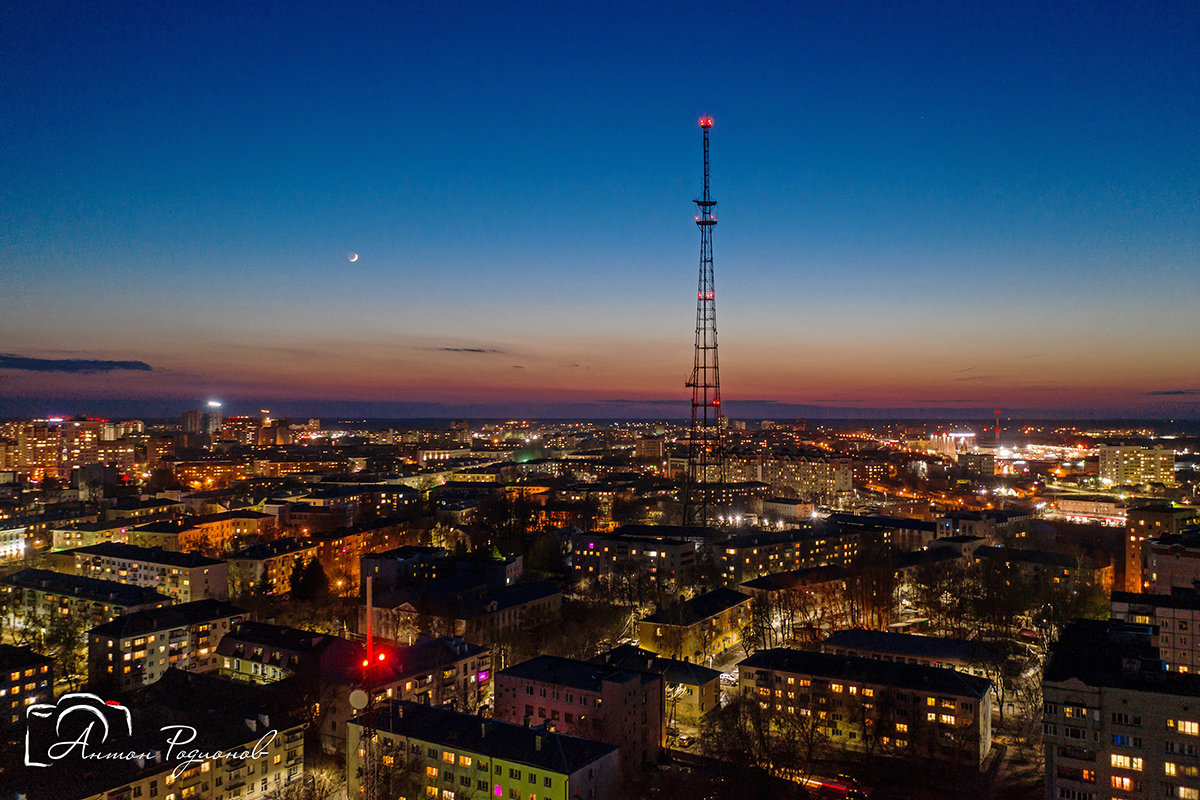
[0,592,88,690]
[904,556,1108,642]
[741,551,901,655]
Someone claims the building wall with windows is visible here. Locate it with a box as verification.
[1043,620,1200,800]
[495,655,664,778]
[53,542,227,602]
[0,644,52,729]
[87,599,246,692]
[348,701,621,800]
[739,648,993,768]
[1099,445,1175,487]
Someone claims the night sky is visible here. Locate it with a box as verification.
[3,2,1198,419]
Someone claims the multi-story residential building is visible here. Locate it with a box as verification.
[103,497,186,521]
[218,622,490,753]
[49,542,228,602]
[226,536,319,596]
[0,520,25,563]
[820,628,1005,680]
[1099,444,1176,487]
[0,644,52,729]
[1124,504,1197,592]
[571,526,703,585]
[1,568,170,629]
[87,598,246,692]
[170,457,251,488]
[634,435,666,462]
[6,670,307,800]
[1143,528,1200,595]
[219,414,264,444]
[714,526,862,584]
[217,620,359,685]
[50,518,136,550]
[16,417,107,480]
[348,701,621,800]
[761,496,816,524]
[740,648,994,767]
[827,513,940,552]
[366,580,563,645]
[763,456,853,499]
[6,506,100,554]
[290,517,416,589]
[128,510,274,555]
[1112,588,1200,673]
[958,451,996,481]
[495,654,664,777]
[592,643,721,725]
[1043,619,1200,800]
[361,546,520,595]
[638,587,751,664]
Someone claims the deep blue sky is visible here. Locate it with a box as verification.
[2,1,1198,419]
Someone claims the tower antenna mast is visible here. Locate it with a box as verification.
[683,116,724,533]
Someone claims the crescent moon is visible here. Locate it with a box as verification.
[348,252,359,262]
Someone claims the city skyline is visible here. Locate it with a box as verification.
[3,2,1199,419]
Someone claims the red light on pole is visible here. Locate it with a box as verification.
[699,116,713,129]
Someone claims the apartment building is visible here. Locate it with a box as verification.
[638,587,751,664]
[571,525,703,584]
[495,654,664,777]
[0,644,52,728]
[739,648,994,767]
[1,568,170,628]
[87,599,246,692]
[50,541,227,602]
[1111,588,1200,673]
[1043,619,1200,800]
[348,701,621,800]
[226,537,319,596]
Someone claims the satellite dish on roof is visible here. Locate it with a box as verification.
[349,689,369,710]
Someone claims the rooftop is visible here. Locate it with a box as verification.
[134,510,272,533]
[740,648,993,699]
[1113,587,1200,611]
[217,620,329,653]
[642,587,750,626]
[90,599,246,638]
[740,564,850,593]
[69,541,225,567]
[2,568,170,606]
[974,546,1076,569]
[826,512,937,532]
[354,700,618,775]
[0,642,52,671]
[593,644,720,686]
[498,654,657,692]
[1043,619,1200,696]
[821,628,1005,666]
[228,536,318,560]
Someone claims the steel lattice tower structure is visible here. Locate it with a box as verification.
[683,115,723,531]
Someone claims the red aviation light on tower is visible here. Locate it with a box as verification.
[699,116,713,129]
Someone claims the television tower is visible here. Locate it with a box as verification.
[683,115,724,531]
